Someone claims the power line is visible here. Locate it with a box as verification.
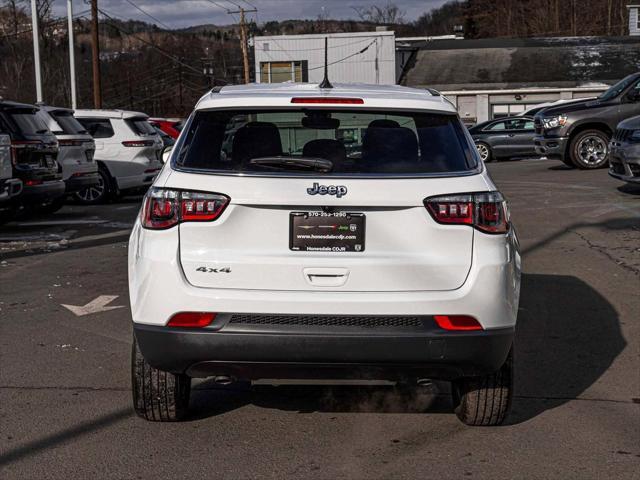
[97,8,203,75]
[255,36,373,52]
[306,39,377,72]
[240,0,258,22]
[123,0,174,31]
[204,0,232,13]
[225,0,244,9]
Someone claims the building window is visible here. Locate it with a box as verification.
[260,61,308,83]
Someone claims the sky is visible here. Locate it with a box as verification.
[57,0,450,29]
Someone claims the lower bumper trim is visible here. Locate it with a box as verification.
[65,173,100,192]
[134,323,515,380]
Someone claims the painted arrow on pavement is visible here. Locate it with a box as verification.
[61,295,125,317]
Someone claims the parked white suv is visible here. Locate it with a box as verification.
[74,109,163,203]
[129,83,521,426]
[35,105,98,212]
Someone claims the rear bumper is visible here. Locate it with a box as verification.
[0,178,23,202]
[64,172,101,193]
[117,170,161,191]
[534,135,569,160]
[18,180,66,202]
[134,322,515,380]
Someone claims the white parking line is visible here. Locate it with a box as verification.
[67,230,131,244]
[16,219,109,227]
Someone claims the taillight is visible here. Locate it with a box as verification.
[58,139,82,147]
[122,140,155,147]
[10,140,41,165]
[434,315,482,331]
[141,188,229,230]
[425,191,509,234]
[167,312,216,328]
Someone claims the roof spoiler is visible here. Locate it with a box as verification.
[426,88,441,96]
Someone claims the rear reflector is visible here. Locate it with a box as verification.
[122,140,155,147]
[434,315,482,331]
[167,312,216,328]
[290,97,364,104]
[58,139,83,147]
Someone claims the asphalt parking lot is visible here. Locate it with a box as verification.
[0,159,639,479]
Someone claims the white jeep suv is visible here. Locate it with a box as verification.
[129,83,521,426]
[74,109,163,203]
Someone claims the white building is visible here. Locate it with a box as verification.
[253,31,396,85]
[629,5,640,35]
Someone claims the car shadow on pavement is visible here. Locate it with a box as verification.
[508,272,626,424]
[188,382,453,419]
[617,183,640,196]
[187,272,625,424]
[547,164,574,171]
[0,407,132,468]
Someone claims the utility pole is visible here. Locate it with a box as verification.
[90,0,102,108]
[67,0,77,109]
[178,60,183,113]
[228,7,257,84]
[30,0,43,103]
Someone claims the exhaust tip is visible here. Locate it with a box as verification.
[416,378,433,388]
[214,375,233,385]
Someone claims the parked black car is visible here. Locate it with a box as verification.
[609,115,640,184]
[534,72,640,169]
[468,116,536,162]
[0,132,23,224]
[0,101,65,215]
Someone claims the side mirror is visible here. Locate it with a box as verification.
[626,90,640,103]
[161,145,173,164]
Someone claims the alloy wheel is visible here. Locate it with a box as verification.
[76,173,105,203]
[577,135,607,166]
[476,143,490,161]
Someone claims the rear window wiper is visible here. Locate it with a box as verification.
[249,156,333,173]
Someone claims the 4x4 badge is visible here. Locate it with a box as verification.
[196,267,231,273]
[307,182,347,198]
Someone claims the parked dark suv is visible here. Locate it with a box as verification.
[534,72,640,169]
[0,101,65,212]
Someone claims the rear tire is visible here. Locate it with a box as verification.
[476,142,493,163]
[0,207,17,225]
[74,167,113,204]
[34,196,66,215]
[452,347,513,426]
[561,156,576,168]
[131,335,191,421]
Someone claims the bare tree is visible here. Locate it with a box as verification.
[353,2,405,24]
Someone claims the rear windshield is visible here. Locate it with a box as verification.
[49,111,88,135]
[77,118,114,138]
[175,109,478,176]
[126,117,157,136]
[5,108,50,136]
